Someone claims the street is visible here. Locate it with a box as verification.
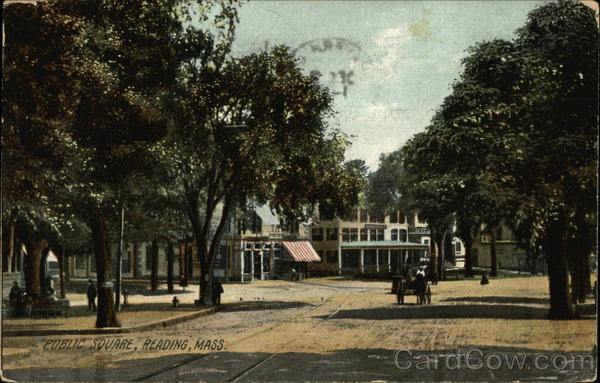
[2,276,596,382]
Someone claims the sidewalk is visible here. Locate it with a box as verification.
[2,303,222,337]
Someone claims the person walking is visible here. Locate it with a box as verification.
[87,279,97,311]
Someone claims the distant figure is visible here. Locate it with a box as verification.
[87,279,97,311]
[212,280,224,306]
[123,288,129,306]
[480,273,489,285]
[9,281,22,303]
[291,268,297,281]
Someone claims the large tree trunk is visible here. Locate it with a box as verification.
[198,251,213,306]
[40,247,50,286]
[90,213,120,328]
[2,211,17,272]
[490,228,498,277]
[428,226,438,284]
[150,239,159,292]
[463,236,474,278]
[56,246,66,299]
[20,228,48,298]
[24,242,47,298]
[64,250,70,282]
[545,223,576,319]
[436,232,445,283]
[167,240,175,294]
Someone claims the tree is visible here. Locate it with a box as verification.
[3,0,237,326]
[399,0,597,318]
[488,0,597,318]
[167,45,362,305]
[3,1,89,297]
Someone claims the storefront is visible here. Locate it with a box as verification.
[339,241,429,274]
[222,239,321,282]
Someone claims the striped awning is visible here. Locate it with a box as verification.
[282,241,321,262]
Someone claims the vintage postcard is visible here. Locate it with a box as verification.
[2,0,597,382]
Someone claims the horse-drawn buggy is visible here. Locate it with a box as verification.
[392,266,432,305]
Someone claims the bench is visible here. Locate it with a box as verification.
[5,298,70,318]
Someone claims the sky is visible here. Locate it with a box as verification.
[230,0,546,170]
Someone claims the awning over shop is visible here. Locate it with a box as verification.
[282,241,321,262]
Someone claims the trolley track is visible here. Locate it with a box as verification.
[133,293,351,382]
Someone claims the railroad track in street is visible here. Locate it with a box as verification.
[133,293,352,382]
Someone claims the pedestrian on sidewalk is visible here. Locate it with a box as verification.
[480,272,489,285]
[212,280,224,306]
[87,279,97,311]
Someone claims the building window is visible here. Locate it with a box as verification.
[369,229,376,241]
[327,250,338,263]
[389,211,398,223]
[312,228,324,241]
[423,238,430,245]
[399,229,408,242]
[391,229,398,241]
[350,228,359,242]
[377,229,384,241]
[360,228,368,241]
[359,210,367,222]
[326,228,338,241]
[342,228,350,242]
[455,241,462,253]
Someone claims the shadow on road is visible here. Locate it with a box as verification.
[440,296,550,305]
[4,346,595,382]
[318,304,553,320]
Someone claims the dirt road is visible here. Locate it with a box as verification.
[2,276,596,382]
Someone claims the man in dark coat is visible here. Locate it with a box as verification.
[9,281,22,303]
[212,280,224,306]
[87,279,97,311]
[480,272,490,285]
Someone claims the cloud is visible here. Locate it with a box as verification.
[351,25,416,81]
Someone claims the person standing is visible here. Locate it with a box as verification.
[87,279,97,311]
[212,280,224,306]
